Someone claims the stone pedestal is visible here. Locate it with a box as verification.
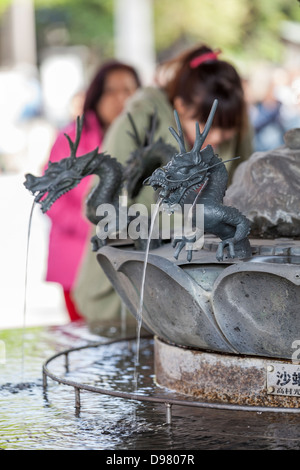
[154,337,300,408]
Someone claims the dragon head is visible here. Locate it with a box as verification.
[24,149,100,213]
[24,116,100,213]
[144,145,215,208]
[144,100,224,209]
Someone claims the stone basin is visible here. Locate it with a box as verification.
[97,237,300,360]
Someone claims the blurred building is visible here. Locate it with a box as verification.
[114,0,155,85]
[0,0,36,67]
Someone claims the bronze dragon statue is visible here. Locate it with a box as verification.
[24,102,251,262]
[144,100,252,262]
[24,114,176,250]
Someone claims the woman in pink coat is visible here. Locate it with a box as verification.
[45,61,141,321]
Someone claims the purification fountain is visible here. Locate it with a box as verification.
[24,105,300,417]
[96,111,300,409]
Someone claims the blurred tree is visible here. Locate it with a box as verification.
[0,0,11,15]
[154,0,300,63]
[34,0,114,59]
[154,0,249,54]
[1,0,300,63]
[237,0,300,61]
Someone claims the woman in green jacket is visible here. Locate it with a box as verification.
[73,44,253,325]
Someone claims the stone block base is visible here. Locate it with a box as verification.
[154,337,300,408]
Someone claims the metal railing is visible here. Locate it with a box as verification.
[42,336,300,424]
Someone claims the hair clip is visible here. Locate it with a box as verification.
[190,50,221,69]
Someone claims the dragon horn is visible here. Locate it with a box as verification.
[80,147,99,173]
[192,99,218,153]
[192,122,202,161]
[126,112,142,147]
[64,114,84,160]
[145,108,158,146]
[169,110,186,154]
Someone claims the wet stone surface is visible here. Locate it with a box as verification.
[1,322,300,450]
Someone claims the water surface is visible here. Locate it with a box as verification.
[1,323,300,450]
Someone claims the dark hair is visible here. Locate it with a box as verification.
[83,60,141,127]
[162,45,247,133]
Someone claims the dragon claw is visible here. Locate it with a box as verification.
[91,235,107,252]
[172,235,197,262]
[173,240,185,260]
[216,239,236,262]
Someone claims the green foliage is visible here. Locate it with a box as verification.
[1,0,300,63]
[62,1,114,54]
[153,0,300,62]
[0,0,12,15]
[239,0,300,61]
[34,0,114,57]
[154,0,249,52]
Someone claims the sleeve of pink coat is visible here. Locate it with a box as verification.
[44,129,92,239]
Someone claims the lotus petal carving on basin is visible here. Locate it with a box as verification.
[97,237,300,361]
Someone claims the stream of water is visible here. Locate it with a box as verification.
[133,198,162,393]
[21,200,36,380]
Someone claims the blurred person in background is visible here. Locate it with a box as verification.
[68,89,86,122]
[44,60,141,321]
[73,43,254,325]
[247,65,300,152]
